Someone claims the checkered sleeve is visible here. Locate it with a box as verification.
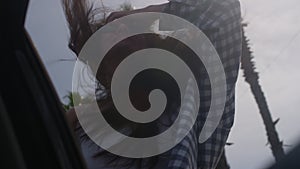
[195,1,242,168]
[165,0,242,168]
[167,79,199,169]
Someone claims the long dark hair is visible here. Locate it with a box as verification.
[62,0,105,56]
[61,0,163,168]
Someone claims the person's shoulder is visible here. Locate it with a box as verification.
[216,0,241,14]
[213,0,240,13]
[212,0,241,24]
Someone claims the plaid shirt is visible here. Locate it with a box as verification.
[77,0,241,168]
[164,0,242,168]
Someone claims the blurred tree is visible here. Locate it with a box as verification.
[119,1,134,11]
[63,92,81,111]
[62,91,93,111]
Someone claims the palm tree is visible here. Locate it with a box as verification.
[240,24,285,162]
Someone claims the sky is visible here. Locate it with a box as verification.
[25,0,300,169]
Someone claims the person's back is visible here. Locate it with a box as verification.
[63,0,242,168]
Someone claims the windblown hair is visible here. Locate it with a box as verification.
[62,0,105,56]
[61,0,160,168]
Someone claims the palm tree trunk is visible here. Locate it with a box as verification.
[240,25,285,162]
